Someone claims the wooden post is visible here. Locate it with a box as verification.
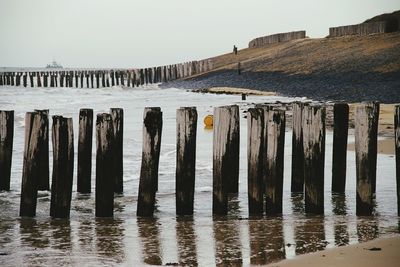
[0,110,14,191]
[291,102,305,192]
[20,112,43,217]
[90,72,94,88]
[247,108,264,215]
[213,105,240,215]
[111,71,115,86]
[77,109,93,193]
[50,116,74,218]
[23,73,27,87]
[34,109,50,191]
[265,109,285,215]
[95,113,114,217]
[0,74,3,86]
[110,108,124,193]
[102,72,106,88]
[395,105,400,215]
[332,103,349,193]
[303,104,326,214]
[176,107,197,215]
[80,72,84,88]
[29,73,34,87]
[60,73,64,87]
[86,72,90,88]
[355,102,379,216]
[115,71,120,86]
[96,72,100,88]
[137,107,163,217]
[37,72,42,87]
[75,72,79,88]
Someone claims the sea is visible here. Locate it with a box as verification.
[0,84,399,266]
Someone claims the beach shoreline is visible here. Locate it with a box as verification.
[265,235,400,267]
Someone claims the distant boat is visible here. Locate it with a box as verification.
[46,60,63,69]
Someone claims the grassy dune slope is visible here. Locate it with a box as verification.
[169,32,400,102]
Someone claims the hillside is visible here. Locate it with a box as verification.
[165,32,400,103]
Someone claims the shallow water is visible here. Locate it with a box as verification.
[0,85,399,266]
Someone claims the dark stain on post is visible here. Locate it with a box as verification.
[110,108,124,193]
[332,103,349,193]
[291,102,305,193]
[176,107,197,215]
[50,116,74,218]
[77,109,93,193]
[34,109,50,191]
[265,109,286,215]
[303,104,326,214]
[137,107,163,217]
[95,113,114,217]
[247,108,264,215]
[0,110,14,191]
[20,112,42,217]
[355,102,379,216]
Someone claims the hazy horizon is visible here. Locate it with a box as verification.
[1,0,399,68]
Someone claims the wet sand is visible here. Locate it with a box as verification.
[194,86,277,96]
[266,235,400,267]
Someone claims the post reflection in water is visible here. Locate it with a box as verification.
[248,216,286,265]
[291,192,327,255]
[95,218,125,265]
[19,218,51,266]
[331,193,350,246]
[50,219,72,250]
[176,216,198,266]
[213,216,243,266]
[137,217,163,265]
[78,219,95,252]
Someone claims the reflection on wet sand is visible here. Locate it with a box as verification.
[78,219,95,252]
[357,217,379,243]
[332,194,350,246]
[213,216,243,266]
[19,218,51,266]
[249,216,285,265]
[137,217,163,265]
[294,215,327,255]
[50,219,72,250]
[176,217,198,266]
[95,218,125,264]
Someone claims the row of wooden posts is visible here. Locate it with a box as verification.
[0,60,213,88]
[0,102,399,218]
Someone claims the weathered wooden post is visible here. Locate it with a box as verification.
[332,103,349,193]
[303,104,326,214]
[50,116,74,218]
[23,73,27,87]
[75,72,79,88]
[111,71,115,86]
[265,109,285,215]
[37,72,42,87]
[291,102,305,192]
[29,73,34,87]
[115,71,120,86]
[137,107,163,217]
[102,72,106,88]
[110,108,124,193]
[80,72,84,88]
[0,111,14,191]
[90,72,94,88]
[247,108,264,215]
[95,72,100,88]
[20,112,43,217]
[86,72,90,88]
[355,102,379,216]
[395,105,400,215]
[0,74,3,86]
[50,73,54,87]
[213,105,240,215]
[60,73,65,87]
[77,109,93,193]
[176,107,197,215]
[95,113,114,217]
[34,109,50,191]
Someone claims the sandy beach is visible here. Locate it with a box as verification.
[266,235,400,267]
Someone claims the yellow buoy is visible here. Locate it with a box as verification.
[204,114,213,128]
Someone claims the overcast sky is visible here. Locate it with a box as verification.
[1,0,399,68]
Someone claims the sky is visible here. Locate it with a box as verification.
[0,0,399,68]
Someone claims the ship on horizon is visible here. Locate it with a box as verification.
[46,60,63,69]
